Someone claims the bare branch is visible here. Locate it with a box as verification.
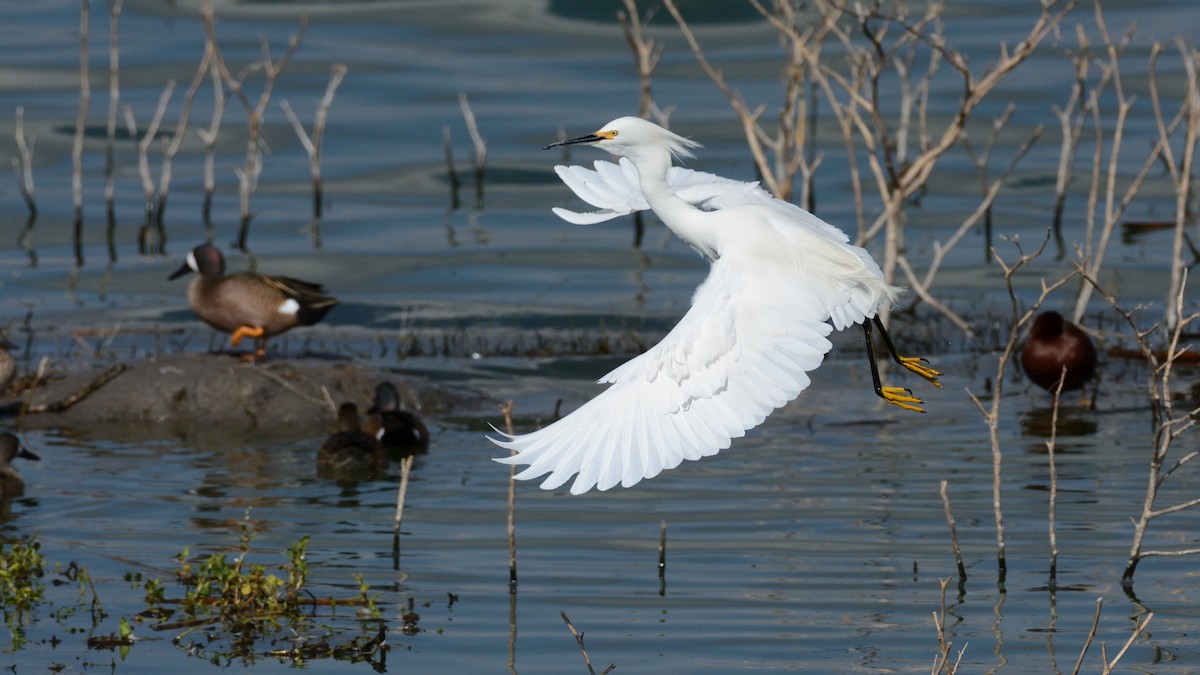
[72,0,91,267]
[12,106,37,218]
[618,0,662,120]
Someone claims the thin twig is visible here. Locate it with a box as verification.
[1046,366,1067,589]
[22,364,126,415]
[930,576,962,674]
[503,400,518,593]
[1148,37,1200,331]
[280,62,348,233]
[1070,597,1103,675]
[156,46,216,246]
[1050,25,1090,259]
[617,0,662,120]
[72,0,91,268]
[964,231,1077,583]
[442,126,461,210]
[939,480,966,581]
[196,10,226,238]
[561,611,615,675]
[103,0,123,258]
[658,520,667,597]
[1073,4,1163,322]
[128,81,177,254]
[1102,612,1153,673]
[459,92,487,209]
[393,455,415,548]
[12,106,37,219]
[208,9,308,250]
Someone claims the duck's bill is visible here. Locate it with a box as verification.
[17,447,39,462]
[544,133,604,150]
[168,262,191,280]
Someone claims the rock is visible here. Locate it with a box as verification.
[3,353,486,442]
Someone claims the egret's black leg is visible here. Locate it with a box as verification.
[862,321,925,413]
[872,316,942,386]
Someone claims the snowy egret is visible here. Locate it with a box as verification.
[169,245,338,360]
[490,117,940,494]
[1020,311,1097,392]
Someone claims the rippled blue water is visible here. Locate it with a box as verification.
[2,0,1200,672]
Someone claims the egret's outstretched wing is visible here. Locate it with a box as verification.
[552,158,751,225]
[552,157,892,332]
[551,159,646,224]
[553,160,859,250]
[490,256,835,494]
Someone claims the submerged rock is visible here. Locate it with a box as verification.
[2,352,484,441]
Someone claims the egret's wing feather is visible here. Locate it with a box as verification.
[692,176,856,248]
[491,257,834,494]
[552,158,757,224]
[550,159,857,254]
[551,206,627,225]
[551,160,649,223]
[751,207,896,331]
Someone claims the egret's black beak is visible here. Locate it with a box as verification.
[168,262,192,281]
[544,133,605,150]
[16,446,39,462]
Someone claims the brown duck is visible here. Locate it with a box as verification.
[317,403,387,478]
[367,382,430,455]
[0,432,39,499]
[0,337,17,393]
[169,245,338,359]
[1020,311,1097,393]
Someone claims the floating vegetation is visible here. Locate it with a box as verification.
[147,516,388,666]
[0,535,46,623]
[0,523,396,668]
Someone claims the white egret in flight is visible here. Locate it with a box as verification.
[491,117,940,494]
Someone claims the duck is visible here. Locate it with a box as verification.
[0,338,17,393]
[169,244,338,360]
[317,403,387,477]
[1020,311,1098,393]
[0,432,39,498]
[367,382,430,454]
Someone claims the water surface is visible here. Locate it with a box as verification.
[1,1,1199,672]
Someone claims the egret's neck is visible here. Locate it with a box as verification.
[627,149,718,259]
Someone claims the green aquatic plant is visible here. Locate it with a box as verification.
[148,520,387,665]
[353,572,380,619]
[0,535,46,622]
[173,529,310,628]
[86,616,135,660]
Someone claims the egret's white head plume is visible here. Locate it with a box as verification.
[545,116,701,162]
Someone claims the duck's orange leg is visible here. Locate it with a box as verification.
[230,325,265,347]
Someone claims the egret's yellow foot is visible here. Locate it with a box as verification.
[229,325,265,347]
[881,386,925,413]
[899,356,942,387]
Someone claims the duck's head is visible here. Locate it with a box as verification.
[169,245,226,280]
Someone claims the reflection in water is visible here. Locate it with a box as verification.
[1020,408,1098,438]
